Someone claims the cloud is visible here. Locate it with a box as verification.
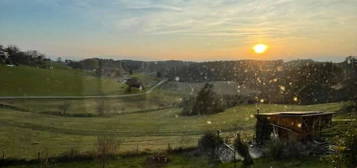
[1,0,356,60]
[44,0,355,41]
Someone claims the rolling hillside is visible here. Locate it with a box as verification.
[0,102,344,159]
[0,65,126,96]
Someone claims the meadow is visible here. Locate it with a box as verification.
[0,65,126,96]
[0,97,344,160]
[0,65,352,167]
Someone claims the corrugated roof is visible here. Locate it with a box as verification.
[256,111,335,117]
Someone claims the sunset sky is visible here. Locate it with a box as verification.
[1,0,356,61]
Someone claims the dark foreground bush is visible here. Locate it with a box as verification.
[0,152,95,167]
[234,134,253,166]
[198,132,223,157]
[339,100,357,114]
[343,130,357,168]
[266,140,331,160]
[266,140,285,160]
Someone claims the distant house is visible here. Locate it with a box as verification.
[346,56,357,64]
[255,111,334,144]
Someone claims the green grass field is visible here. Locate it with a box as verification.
[0,65,127,96]
[0,89,181,116]
[0,66,352,167]
[0,100,344,160]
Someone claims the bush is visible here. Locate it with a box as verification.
[198,132,223,157]
[96,135,121,168]
[233,134,253,166]
[180,96,195,116]
[221,94,256,107]
[339,100,357,114]
[323,125,357,168]
[266,140,285,160]
[181,83,225,116]
[266,140,325,160]
[343,130,357,167]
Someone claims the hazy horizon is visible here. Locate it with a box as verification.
[0,43,354,63]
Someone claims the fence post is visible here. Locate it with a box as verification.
[38,151,42,168]
[167,143,171,152]
[45,151,48,168]
[234,151,237,168]
[38,151,41,161]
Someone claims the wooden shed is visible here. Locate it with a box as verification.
[255,111,334,144]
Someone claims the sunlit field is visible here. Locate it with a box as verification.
[0,98,344,159]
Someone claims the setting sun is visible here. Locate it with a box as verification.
[253,44,268,54]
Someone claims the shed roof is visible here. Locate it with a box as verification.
[256,111,335,117]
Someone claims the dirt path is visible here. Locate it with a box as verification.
[0,79,168,100]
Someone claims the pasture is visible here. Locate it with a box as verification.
[0,99,344,159]
[0,65,126,96]
[0,66,351,167]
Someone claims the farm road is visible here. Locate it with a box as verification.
[0,79,168,100]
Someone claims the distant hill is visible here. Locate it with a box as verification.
[66,58,127,79]
[157,58,356,104]
[1,44,356,103]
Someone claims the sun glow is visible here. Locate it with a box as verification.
[253,44,268,54]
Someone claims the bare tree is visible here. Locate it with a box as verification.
[96,136,120,168]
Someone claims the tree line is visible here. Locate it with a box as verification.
[1,44,356,105]
[0,45,52,68]
[167,58,357,105]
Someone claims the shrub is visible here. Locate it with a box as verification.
[181,83,225,116]
[234,134,253,166]
[323,125,357,168]
[180,96,195,116]
[266,140,285,160]
[96,136,120,168]
[193,83,224,115]
[198,132,223,157]
[339,100,357,114]
[343,130,357,167]
[221,94,256,107]
[266,140,320,160]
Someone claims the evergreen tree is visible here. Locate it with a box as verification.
[191,83,224,115]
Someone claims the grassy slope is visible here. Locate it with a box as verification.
[0,65,126,96]
[162,81,256,96]
[130,73,159,84]
[0,89,181,116]
[0,102,344,159]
